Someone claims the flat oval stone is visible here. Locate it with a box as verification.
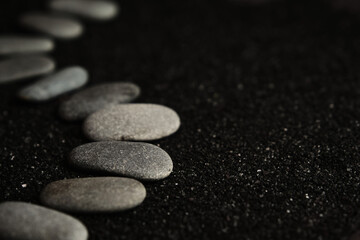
[0,56,55,84]
[0,36,54,55]
[70,141,173,180]
[21,13,83,39]
[0,201,88,240]
[40,177,146,213]
[18,66,88,101]
[50,0,118,20]
[83,104,181,141]
[59,83,140,121]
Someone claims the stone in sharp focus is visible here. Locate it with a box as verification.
[18,66,88,101]
[0,56,55,84]
[0,36,54,55]
[40,177,146,213]
[20,13,83,39]
[83,104,181,141]
[50,0,119,20]
[70,141,173,180]
[0,201,88,240]
[59,82,140,121]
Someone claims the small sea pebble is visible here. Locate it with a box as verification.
[40,177,146,213]
[18,66,88,101]
[0,36,54,55]
[59,82,140,121]
[21,13,83,39]
[0,201,88,240]
[83,104,180,141]
[50,0,119,20]
[70,141,173,180]
[0,56,55,84]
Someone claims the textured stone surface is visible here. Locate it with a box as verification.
[0,201,88,240]
[50,0,119,20]
[0,56,55,84]
[18,66,88,101]
[40,177,146,213]
[59,82,140,121]
[83,104,181,141]
[0,36,54,55]
[70,141,173,180]
[20,13,83,39]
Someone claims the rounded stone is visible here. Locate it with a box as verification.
[0,36,54,55]
[0,201,88,240]
[40,177,146,213]
[0,56,55,84]
[70,141,173,180]
[20,13,83,39]
[18,66,88,101]
[59,82,140,121]
[83,104,181,141]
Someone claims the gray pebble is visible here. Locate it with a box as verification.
[21,13,83,39]
[83,104,181,141]
[0,56,55,84]
[70,141,173,180]
[0,201,88,240]
[0,36,54,55]
[40,177,146,213]
[18,66,88,101]
[50,0,119,20]
[59,83,140,121]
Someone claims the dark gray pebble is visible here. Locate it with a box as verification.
[0,36,54,55]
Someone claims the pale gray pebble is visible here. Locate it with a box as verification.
[83,104,181,141]
[40,177,146,213]
[70,141,173,180]
[18,66,88,101]
[0,36,54,55]
[0,56,55,84]
[21,13,83,39]
[59,82,140,121]
[0,201,88,240]
[50,0,119,20]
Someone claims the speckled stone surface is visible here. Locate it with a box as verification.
[40,177,146,213]
[59,82,140,121]
[0,201,88,240]
[20,13,83,39]
[50,0,118,20]
[0,36,54,55]
[83,104,180,141]
[70,141,173,180]
[0,56,55,84]
[18,66,88,101]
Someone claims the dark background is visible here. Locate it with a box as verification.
[1,0,360,239]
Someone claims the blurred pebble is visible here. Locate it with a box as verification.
[0,36,54,55]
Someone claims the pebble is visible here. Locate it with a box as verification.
[83,104,181,141]
[40,177,146,213]
[50,0,118,20]
[0,201,88,240]
[59,82,140,121]
[20,13,83,39]
[0,36,54,55]
[0,56,55,84]
[18,66,88,101]
[70,141,173,180]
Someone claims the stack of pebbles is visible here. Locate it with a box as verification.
[0,1,180,239]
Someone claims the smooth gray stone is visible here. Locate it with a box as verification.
[0,201,88,240]
[0,56,55,84]
[59,83,140,121]
[40,177,146,213]
[18,66,88,101]
[0,36,54,55]
[21,13,83,39]
[83,104,181,141]
[70,141,173,180]
[50,0,119,20]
